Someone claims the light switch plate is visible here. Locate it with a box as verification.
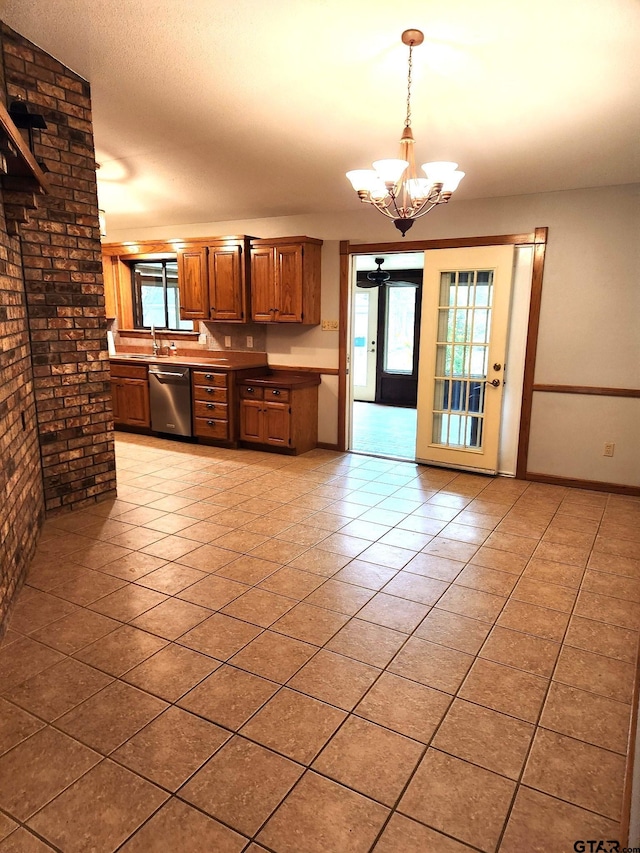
[224,335,232,348]
[321,319,339,331]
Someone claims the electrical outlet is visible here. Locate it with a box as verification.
[246,335,253,348]
[321,319,339,331]
[224,335,231,348]
[603,442,615,457]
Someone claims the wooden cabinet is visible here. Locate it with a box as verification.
[191,369,232,441]
[177,238,250,323]
[238,373,319,454]
[177,246,208,320]
[110,363,150,428]
[249,237,322,324]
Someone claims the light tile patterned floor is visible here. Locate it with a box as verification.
[1,433,639,852]
[352,401,417,459]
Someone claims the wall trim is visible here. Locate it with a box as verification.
[525,471,640,496]
[268,364,339,376]
[533,384,640,398]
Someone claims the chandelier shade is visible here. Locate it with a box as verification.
[346,30,464,236]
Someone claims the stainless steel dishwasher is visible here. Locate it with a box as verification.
[148,364,193,436]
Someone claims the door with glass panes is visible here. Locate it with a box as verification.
[416,245,515,473]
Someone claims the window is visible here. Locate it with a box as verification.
[131,259,193,330]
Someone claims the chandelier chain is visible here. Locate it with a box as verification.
[405,43,413,128]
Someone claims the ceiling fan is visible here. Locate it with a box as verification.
[358,257,391,289]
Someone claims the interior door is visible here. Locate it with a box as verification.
[352,287,378,402]
[416,245,515,473]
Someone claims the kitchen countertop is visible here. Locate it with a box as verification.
[110,350,269,370]
[238,371,321,389]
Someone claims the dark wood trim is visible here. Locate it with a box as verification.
[516,226,548,479]
[102,236,254,256]
[268,364,339,376]
[524,471,640,497]
[533,384,640,398]
[338,241,350,452]
[347,232,537,255]
[316,441,340,451]
[340,230,549,467]
[620,643,640,846]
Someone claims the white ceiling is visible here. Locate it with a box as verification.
[2,0,639,234]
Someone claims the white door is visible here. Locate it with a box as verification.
[416,245,515,474]
[352,287,379,402]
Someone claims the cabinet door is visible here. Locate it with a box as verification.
[121,379,150,427]
[263,401,290,447]
[209,245,245,322]
[111,380,122,423]
[240,399,263,442]
[177,247,208,320]
[250,246,274,322]
[275,244,303,322]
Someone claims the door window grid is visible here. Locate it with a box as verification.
[432,269,493,449]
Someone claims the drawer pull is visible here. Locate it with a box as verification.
[246,387,254,393]
[207,420,215,426]
[271,389,281,396]
[205,387,214,393]
[206,403,215,409]
[205,373,213,380]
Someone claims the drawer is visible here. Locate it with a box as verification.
[193,385,227,403]
[194,400,228,420]
[194,417,229,440]
[110,363,148,379]
[239,385,264,400]
[263,386,290,403]
[192,370,227,388]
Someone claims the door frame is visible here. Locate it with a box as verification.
[338,227,548,479]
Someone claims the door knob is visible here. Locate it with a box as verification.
[493,363,502,371]
[488,378,501,387]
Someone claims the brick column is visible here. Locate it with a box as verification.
[1,22,116,512]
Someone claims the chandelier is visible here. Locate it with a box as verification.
[346,29,464,237]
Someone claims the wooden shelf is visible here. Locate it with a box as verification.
[0,99,50,192]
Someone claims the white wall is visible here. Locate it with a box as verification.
[108,183,640,484]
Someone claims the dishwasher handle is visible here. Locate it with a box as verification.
[149,367,190,380]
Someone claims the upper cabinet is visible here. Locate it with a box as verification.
[101,234,322,328]
[250,237,322,325]
[177,237,250,323]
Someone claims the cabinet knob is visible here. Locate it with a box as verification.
[207,420,214,426]
[205,387,214,393]
[272,389,281,396]
[210,307,216,313]
[205,373,213,379]
[206,403,215,409]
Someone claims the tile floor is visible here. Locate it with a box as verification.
[1,433,639,852]
[351,402,417,460]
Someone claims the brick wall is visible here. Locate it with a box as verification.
[1,23,116,513]
[0,23,116,631]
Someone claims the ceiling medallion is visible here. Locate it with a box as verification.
[346,29,465,237]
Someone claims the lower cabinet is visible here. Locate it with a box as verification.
[110,363,150,428]
[239,374,319,454]
[191,369,231,440]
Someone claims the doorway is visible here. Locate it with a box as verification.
[344,237,539,475]
[350,253,424,460]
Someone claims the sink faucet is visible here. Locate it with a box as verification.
[151,324,160,356]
